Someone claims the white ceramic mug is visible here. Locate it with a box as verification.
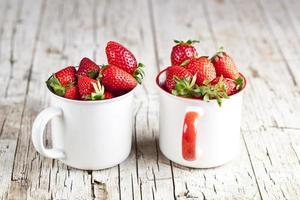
[32,86,137,170]
[156,69,246,168]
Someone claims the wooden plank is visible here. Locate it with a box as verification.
[0,0,29,141]
[243,127,300,199]
[150,0,261,199]
[0,140,17,200]
[92,0,175,199]
[258,0,300,85]
[231,0,300,199]
[9,0,93,199]
[0,0,22,99]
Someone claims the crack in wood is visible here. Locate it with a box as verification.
[0,117,7,138]
[151,167,157,191]
[154,137,160,171]
[134,102,143,184]
[92,180,108,200]
[242,134,264,200]
[139,178,143,200]
[170,161,176,200]
[118,165,121,200]
[131,173,135,200]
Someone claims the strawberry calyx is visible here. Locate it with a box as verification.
[87,70,99,79]
[172,75,229,107]
[216,46,225,53]
[133,63,145,84]
[235,76,244,91]
[172,74,197,97]
[211,46,225,60]
[195,76,229,107]
[91,81,105,100]
[81,80,105,100]
[174,39,200,45]
[46,75,67,97]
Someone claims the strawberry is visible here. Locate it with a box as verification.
[64,85,80,100]
[171,40,199,66]
[101,65,137,93]
[78,76,105,100]
[211,76,236,95]
[106,41,144,83]
[183,56,216,85]
[211,47,239,79]
[211,76,244,95]
[104,91,113,99]
[47,66,76,97]
[78,57,100,78]
[165,65,192,93]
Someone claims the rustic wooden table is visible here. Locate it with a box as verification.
[1,0,300,199]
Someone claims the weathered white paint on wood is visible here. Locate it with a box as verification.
[0,0,300,199]
[0,140,17,200]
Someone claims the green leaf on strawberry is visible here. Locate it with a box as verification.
[174,40,200,45]
[197,77,229,106]
[134,63,145,84]
[171,74,197,97]
[235,76,244,91]
[172,75,229,107]
[46,75,66,97]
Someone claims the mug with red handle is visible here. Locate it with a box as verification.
[156,69,246,168]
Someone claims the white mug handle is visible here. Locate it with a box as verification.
[181,106,204,161]
[32,107,65,159]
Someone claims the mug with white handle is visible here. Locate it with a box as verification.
[32,85,137,170]
[156,69,246,168]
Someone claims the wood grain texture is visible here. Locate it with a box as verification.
[0,140,17,200]
[0,0,300,199]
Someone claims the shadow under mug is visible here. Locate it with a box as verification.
[156,69,247,168]
[31,86,137,170]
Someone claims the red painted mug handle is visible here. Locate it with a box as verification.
[182,108,202,161]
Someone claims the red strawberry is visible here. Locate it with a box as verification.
[211,47,239,79]
[78,57,100,78]
[101,65,137,93]
[171,40,199,66]
[64,85,80,100]
[78,76,105,100]
[106,41,144,83]
[47,66,76,97]
[183,56,216,85]
[165,65,192,92]
[211,76,236,95]
[104,91,114,99]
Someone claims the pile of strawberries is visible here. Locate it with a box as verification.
[163,40,244,106]
[47,41,144,100]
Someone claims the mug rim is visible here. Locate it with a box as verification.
[47,82,138,104]
[46,65,139,104]
[155,68,247,102]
